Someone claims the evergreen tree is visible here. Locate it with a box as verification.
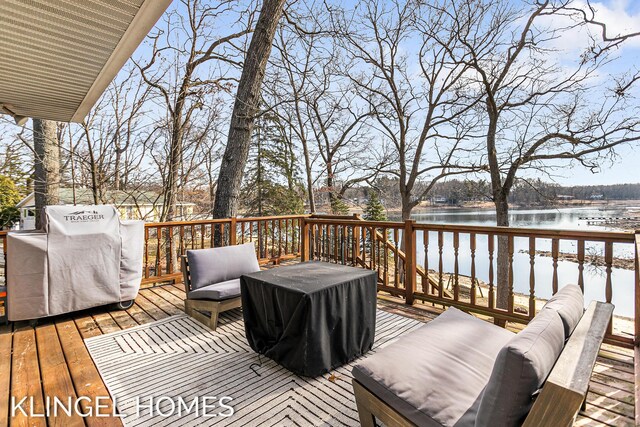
[0,175,21,229]
[240,112,305,216]
[330,196,350,215]
[364,191,387,221]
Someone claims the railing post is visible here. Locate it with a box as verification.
[301,217,310,262]
[353,218,361,263]
[230,217,237,246]
[404,219,416,305]
[634,231,640,345]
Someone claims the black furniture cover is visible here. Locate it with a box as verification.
[241,261,377,377]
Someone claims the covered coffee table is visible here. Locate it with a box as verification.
[240,261,377,377]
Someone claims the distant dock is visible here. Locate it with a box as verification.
[579,216,637,225]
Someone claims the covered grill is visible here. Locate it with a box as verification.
[6,205,144,321]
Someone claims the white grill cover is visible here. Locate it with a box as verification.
[7,205,144,321]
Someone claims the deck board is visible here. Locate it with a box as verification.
[0,324,12,427]
[11,325,46,427]
[1,283,635,426]
[55,319,121,427]
[35,323,85,427]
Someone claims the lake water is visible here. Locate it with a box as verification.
[392,206,636,318]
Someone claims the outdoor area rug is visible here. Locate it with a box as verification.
[85,309,424,426]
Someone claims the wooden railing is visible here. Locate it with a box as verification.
[0,230,6,286]
[2,215,639,349]
[142,215,306,284]
[301,216,639,349]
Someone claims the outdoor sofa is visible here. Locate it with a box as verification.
[352,285,613,426]
[182,242,260,330]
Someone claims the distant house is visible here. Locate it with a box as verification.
[16,188,196,230]
[556,195,575,201]
[589,194,604,200]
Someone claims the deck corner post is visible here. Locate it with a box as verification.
[404,219,416,305]
[301,217,310,262]
[634,231,640,345]
[230,217,237,246]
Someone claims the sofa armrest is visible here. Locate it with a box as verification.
[523,301,614,427]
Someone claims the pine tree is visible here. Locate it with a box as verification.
[364,191,387,221]
[0,175,21,229]
[240,112,304,216]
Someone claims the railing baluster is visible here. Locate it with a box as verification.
[333,225,338,264]
[279,219,283,258]
[144,226,150,279]
[438,231,444,299]
[179,226,185,258]
[382,227,389,287]
[470,233,476,306]
[342,225,347,264]
[369,227,375,270]
[423,230,429,294]
[200,224,204,249]
[529,237,536,319]
[508,235,515,314]
[453,232,459,301]
[577,239,585,292]
[156,226,162,278]
[552,238,559,294]
[167,226,174,274]
[488,233,495,309]
[270,220,275,259]
[605,241,614,335]
[394,229,400,289]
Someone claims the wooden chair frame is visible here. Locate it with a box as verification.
[353,301,614,427]
[181,256,241,331]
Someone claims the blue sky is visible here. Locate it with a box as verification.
[124,0,640,187]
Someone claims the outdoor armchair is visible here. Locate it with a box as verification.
[182,242,260,330]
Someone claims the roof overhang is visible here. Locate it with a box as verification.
[0,0,173,123]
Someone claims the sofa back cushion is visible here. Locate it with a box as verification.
[476,309,565,427]
[186,243,260,291]
[542,284,584,337]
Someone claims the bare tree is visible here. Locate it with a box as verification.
[269,21,387,214]
[444,0,640,309]
[337,0,482,220]
[137,0,254,221]
[213,0,287,219]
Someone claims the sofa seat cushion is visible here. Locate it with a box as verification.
[476,308,565,427]
[188,279,241,301]
[186,243,260,290]
[352,307,514,426]
[542,284,584,337]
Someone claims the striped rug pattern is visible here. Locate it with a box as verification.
[85,309,424,426]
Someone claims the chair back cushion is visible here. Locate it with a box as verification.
[186,243,260,291]
[476,309,565,427]
[542,284,584,337]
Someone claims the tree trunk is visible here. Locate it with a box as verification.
[213,0,287,219]
[301,138,315,212]
[162,123,183,221]
[33,119,60,229]
[401,195,413,221]
[494,193,510,310]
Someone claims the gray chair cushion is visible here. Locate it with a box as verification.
[542,284,584,337]
[186,243,260,291]
[352,307,514,426]
[187,278,241,301]
[476,309,565,427]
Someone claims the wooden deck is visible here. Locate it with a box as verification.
[0,282,635,426]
